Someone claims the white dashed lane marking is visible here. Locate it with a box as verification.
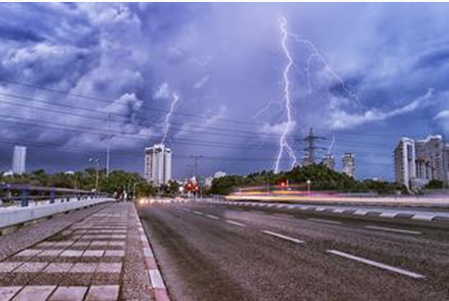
[364,225,422,235]
[206,214,219,220]
[225,220,246,227]
[308,218,342,225]
[193,211,204,216]
[326,250,425,279]
[262,230,304,244]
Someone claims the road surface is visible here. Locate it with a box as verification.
[139,201,449,301]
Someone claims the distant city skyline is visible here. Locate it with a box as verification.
[0,3,449,180]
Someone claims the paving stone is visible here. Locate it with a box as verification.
[54,241,75,247]
[96,263,122,273]
[0,262,23,273]
[36,249,64,257]
[43,262,73,273]
[104,250,125,257]
[12,285,56,301]
[70,263,97,273]
[85,285,119,301]
[48,286,88,301]
[72,242,90,248]
[35,242,56,248]
[14,262,48,273]
[108,241,125,247]
[89,241,108,247]
[15,249,42,257]
[82,250,104,257]
[60,250,83,257]
[0,286,22,300]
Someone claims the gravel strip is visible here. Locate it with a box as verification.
[120,203,153,301]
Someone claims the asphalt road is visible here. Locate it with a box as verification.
[139,202,449,301]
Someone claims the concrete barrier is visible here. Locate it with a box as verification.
[0,198,116,229]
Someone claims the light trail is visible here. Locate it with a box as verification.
[161,92,180,144]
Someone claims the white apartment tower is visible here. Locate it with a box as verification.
[394,135,449,190]
[394,138,416,190]
[145,144,172,185]
[342,153,355,178]
[12,145,26,175]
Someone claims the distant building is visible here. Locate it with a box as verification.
[213,171,226,178]
[144,144,172,185]
[342,153,355,177]
[12,146,26,175]
[394,138,416,190]
[322,154,335,170]
[394,135,449,190]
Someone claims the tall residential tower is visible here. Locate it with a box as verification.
[144,144,172,185]
[12,145,26,175]
[342,153,355,178]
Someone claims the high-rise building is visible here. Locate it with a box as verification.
[144,144,172,185]
[12,146,26,175]
[342,153,355,177]
[394,135,449,190]
[322,154,335,170]
[394,138,416,190]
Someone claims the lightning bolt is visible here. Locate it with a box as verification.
[161,92,180,145]
[274,16,298,173]
[290,34,362,106]
[253,100,282,119]
[327,133,335,155]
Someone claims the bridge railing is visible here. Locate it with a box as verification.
[0,184,115,229]
[0,184,109,208]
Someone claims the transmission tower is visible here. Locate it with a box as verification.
[302,128,326,166]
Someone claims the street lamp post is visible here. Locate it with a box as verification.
[306,179,311,196]
[190,155,203,200]
[89,158,100,192]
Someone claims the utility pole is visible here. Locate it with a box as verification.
[106,113,111,177]
[190,155,203,199]
[303,127,326,165]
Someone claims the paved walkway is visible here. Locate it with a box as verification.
[0,203,162,301]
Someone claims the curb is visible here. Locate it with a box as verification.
[134,205,171,301]
[205,200,449,223]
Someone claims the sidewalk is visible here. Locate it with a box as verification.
[0,203,165,301]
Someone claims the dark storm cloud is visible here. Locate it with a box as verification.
[1,3,449,180]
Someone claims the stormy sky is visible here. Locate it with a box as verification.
[0,2,449,180]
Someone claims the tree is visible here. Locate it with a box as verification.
[425,179,444,190]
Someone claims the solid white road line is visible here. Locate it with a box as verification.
[206,214,219,220]
[262,230,304,244]
[193,211,204,215]
[308,218,342,225]
[326,250,425,279]
[149,269,166,289]
[364,225,422,235]
[225,220,246,227]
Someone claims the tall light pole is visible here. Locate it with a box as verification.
[89,158,100,192]
[106,113,111,177]
[190,155,203,199]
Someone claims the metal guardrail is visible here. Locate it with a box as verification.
[0,197,116,229]
[0,184,109,207]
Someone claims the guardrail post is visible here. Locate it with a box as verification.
[21,189,29,207]
[50,190,55,204]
